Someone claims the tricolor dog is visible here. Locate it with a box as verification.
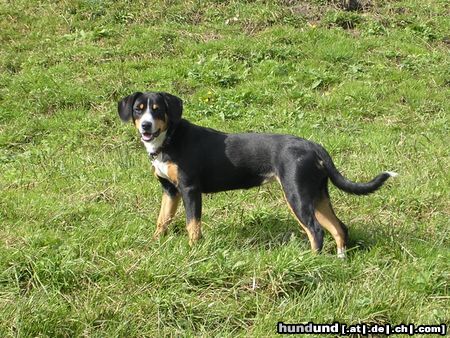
[118,91,397,258]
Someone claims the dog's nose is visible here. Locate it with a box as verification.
[141,121,152,131]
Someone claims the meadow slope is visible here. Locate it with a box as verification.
[0,0,449,336]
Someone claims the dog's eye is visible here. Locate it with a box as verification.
[152,104,159,111]
[134,104,144,113]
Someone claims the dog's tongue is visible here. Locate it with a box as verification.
[142,133,153,142]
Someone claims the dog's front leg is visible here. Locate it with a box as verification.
[180,186,202,246]
[153,178,180,240]
[153,192,181,240]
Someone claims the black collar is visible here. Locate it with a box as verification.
[149,149,161,159]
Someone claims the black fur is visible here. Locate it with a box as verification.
[159,92,183,124]
[118,92,142,122]
[118,92,395,254]
[316,146,393,195]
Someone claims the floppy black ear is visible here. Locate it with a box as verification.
[118,92,142,122]
[159,92,183,123]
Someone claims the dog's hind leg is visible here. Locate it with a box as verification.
[314,184,348,258]
[278,174,324,253]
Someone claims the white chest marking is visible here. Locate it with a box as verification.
[152,154,170,180]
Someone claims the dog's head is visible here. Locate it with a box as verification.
[118,92,183,145]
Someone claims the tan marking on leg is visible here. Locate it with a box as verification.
[314,197,346,258]
[153,193,180,240]
[276,177,320,252]
[186,219,202,246]
[166,162,179,186]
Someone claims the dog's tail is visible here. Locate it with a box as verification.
[318,148,397,195]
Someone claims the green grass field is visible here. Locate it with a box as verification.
[1,0,449,336]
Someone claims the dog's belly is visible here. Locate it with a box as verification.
[200,169,272,193]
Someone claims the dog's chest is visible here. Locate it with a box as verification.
[152,156,169,180]
[151,154,178,185]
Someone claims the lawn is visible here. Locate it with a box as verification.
[0,0,449,336]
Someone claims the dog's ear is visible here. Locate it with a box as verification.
[159,92,183,123]
[118,92,142,122]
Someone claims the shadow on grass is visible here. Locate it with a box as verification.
[229,215,308,250]
[213,212,382,255]
[170,210,382,255]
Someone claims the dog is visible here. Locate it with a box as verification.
[118,91,397,258]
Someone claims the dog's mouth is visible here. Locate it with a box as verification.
[141,129,161,142]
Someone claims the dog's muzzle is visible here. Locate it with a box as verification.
[141,129,161,142]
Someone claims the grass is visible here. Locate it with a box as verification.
[0,0,449,336]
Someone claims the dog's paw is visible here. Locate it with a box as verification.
[188,233,203,247]
[152,229,167,241]
[337,247,346,259]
